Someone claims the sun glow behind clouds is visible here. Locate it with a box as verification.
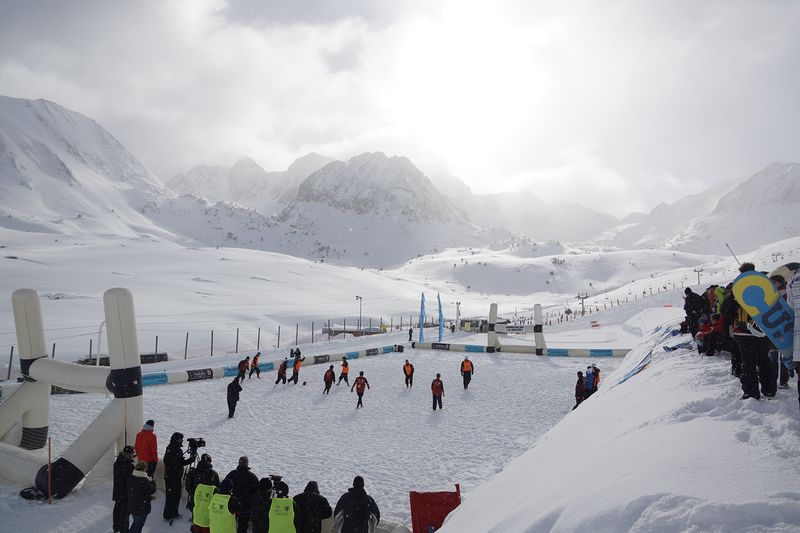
[386,7,546,179]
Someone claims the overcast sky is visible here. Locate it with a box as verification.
[1,0,798,217]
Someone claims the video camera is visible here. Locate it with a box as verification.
[187,437,206,454]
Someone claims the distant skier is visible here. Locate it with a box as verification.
[227,377,242,418]
[403,360,414,388]
[460,356,474,389]
[431,373,444,411]
[275,358,289,385]
[289,350,305,384]
[408,327,413,342]
[249,352,261,379]
[573,371,586,410]
[351,371,370,408]
[323,365,336,394]
[337,357,350,386]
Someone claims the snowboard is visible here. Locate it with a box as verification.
[733,271,795,354]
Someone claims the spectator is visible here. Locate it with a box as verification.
[127,461,156,533]
[267,480,302,533]
[573,371,585,410]
[731,262,776,400]
[191,469,218,533]
[237,356,250,383]
[431,373,444,411]
[294,481,333,533]
[209,479,243,533]
[113,445,135,533]
[697,314,723,356]
[227,377,243,419]
[721,282,741,377]
[333,476,380,533]
[769,274,792,390]
[591,363,600,392]
[250,477,273,533]
[408,327,413,342]
[224,456,259,533]
[186,453,219,513]
[786,265,800,410]
[133,420,158,477]
[163,432,196,524]
[584,366,595,398]
[683,288,708,338]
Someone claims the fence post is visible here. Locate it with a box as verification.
[328,320,331,341]
[400,316,403,330]
[89,338,93,360]
[155,335,159,354]
[391,317,393,331]
[235,328,239,353]
[295,323,299,345]
[257,327,261,351]
[343,318,346,339]
[211,330,214,357]
[184,332,189,359]
[277,326,281,349]
[312,321,315,344]
[6,346,13,380]
[51,343,56,359]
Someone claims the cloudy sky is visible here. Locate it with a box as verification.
[1,0,798,217]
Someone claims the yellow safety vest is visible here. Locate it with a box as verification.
[193,483,215,528]
[268,497,296,533]
[208,493,236,533]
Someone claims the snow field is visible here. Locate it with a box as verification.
[18,348,621,530]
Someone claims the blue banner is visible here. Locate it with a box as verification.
[438,292,444,342]
[419,292,426,342]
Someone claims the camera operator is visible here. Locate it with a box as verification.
[163,432,197,524]
[185,451,218,514]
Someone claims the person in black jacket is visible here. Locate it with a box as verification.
[228,377,243,418]
[683,288,708,338]
[224,456,260,533]
[294,480,332,533]
[163,432,196,524]
[185,453,220,513]
[128,461,157,533]
[249,477,273,533]
[113,445,135,533]
[334,476,380,533]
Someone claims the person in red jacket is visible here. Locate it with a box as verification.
[323,365,335,394]
[275,358,288,385]
[249,352,261,379]
[134,419,158,477]
[697,314,723,356]
[351,371,370,408]
[431,373,444,411]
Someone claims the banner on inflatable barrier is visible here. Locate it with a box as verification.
[546,349,569,357]
[505,325,526,333]
[365,348,379,356]
[142,372,169,386]
[223,366,239,377]
[431,343,450,350]
[464,345,486,353]
[382,346,394,353]
[346,351,360,359]
[187,368,213,381]
[589,349,614,357]
[314,355,330,364]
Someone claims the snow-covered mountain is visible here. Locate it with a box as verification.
[665,162,800,254]
[168,153,333,216]
[268,152,505,267]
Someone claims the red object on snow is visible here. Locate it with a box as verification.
[410,484,461,532]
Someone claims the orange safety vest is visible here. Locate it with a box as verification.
[403,363,413,376]
[294,358,302,371]
[341,362,349,374]
[462,360,473,373]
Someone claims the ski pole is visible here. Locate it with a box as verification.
[725,242,741,266]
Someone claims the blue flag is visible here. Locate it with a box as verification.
[419,291,426,342]
[438,292,444,342]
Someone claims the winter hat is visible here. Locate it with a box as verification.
[353,476,365,489]
[275,481,290,498]
[170,432,184,443]
[436,373,441,378]
[122,445,135,456]
[258,477,273,492]
[220,479,233,494]
[684,288,692,295]
[143,420,154,430]
[201,453,212,464]
[238,456,249,468]
[304,481,319,494]
[577,371,583,376]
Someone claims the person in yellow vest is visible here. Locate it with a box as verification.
[267,480,302,533]
[191,469,218,533]
[209,479,242,533]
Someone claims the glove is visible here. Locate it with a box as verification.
[782,354,795,370]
